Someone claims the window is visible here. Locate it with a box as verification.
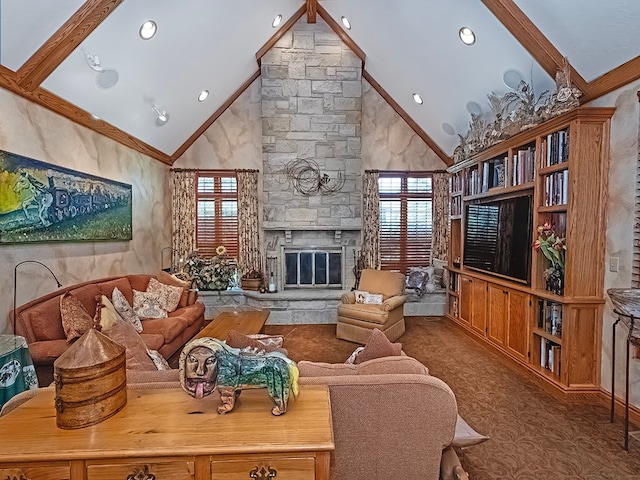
[378,172,433,273]
[195,171,238,258]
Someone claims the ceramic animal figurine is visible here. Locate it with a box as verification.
[179,337,299,415]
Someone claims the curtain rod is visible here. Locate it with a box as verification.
[170,168,259,173]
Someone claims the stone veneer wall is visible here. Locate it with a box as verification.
[261,17,363,291]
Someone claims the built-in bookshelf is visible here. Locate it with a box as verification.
[445,107,615,396]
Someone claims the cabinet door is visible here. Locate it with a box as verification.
[212,456,316,480]
[87,459,195,480]
[0,466,70,480]
[487,284,507,346]
[470,278,487,335]
[459,276,473,324]
[506,289,529,362]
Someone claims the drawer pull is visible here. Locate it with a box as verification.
[126,465,156,480]
[249,466,277,479]
[3,471,30,480]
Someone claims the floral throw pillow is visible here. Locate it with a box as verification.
[363,293,384,305]
[111,287,143,332]
[60,292,94,343]
[133,289,168,319]
[355,290,369,304]
[146,277,183,313]
[147,349,171,370]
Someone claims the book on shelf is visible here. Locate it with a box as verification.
[544,129,570,167]
[550,304,562,337]
[541,338,547,368]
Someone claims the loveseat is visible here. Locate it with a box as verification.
[12,274,205,385]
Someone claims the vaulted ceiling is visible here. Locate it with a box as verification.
[1,0,639,166]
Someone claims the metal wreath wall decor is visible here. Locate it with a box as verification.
[282,159,345,196]
[0,149,132,243]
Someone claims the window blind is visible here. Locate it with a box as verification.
[378,173,433,273]
[195,172,238,258]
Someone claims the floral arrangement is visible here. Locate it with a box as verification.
[532,222,566,270]
[182,247,237,291]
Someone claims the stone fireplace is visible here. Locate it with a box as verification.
[261,17,362,292]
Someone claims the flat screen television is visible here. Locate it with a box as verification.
[463,194,533,283]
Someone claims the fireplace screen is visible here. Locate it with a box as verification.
[285,250,342,288]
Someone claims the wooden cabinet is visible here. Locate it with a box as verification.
[0,387,334,480]
[446,107,614,396]
[459,275,486,336]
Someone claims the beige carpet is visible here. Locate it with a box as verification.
[263,316,640,480]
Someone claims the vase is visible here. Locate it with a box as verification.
[544,265,564,296]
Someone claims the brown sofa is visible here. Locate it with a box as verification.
[12,274,205,385]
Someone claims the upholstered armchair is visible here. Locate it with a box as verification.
[337,269,407,344]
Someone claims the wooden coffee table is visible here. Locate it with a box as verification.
[195,310,270,341]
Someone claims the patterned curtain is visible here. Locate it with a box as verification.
[361,170,380,269]
[237,170,261,276]
[171,170,196,272]
[431,171,449,262]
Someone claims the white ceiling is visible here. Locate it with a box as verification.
[1,0,639,162]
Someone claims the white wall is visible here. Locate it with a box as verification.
[587,80,640,407]
[0,88,171,333]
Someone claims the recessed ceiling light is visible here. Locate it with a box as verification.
[442,123,456,136]
[412,93,423,105]
[198,90,209,102]
[341,16,351,30]
[459,27,475,45]
[91,114,100,121]
[139,20,157,40]
[272,14,282,28]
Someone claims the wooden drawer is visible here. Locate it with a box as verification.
[0,464,71,480]
[211,456,316,480]
[86,458,195,480]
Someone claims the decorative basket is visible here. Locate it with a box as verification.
[53,328,127,429]
[241,277,262,291]
[607,288,640,338]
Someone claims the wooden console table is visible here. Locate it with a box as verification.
[0,385,334,480]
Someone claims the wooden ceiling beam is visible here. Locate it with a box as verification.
[171,70,261,163]
[16,0,124,92]
[0,65,172,165]
[363,70,453,167]
[481,0,589,96]
[307,0,317,23]
[256,5,307,65]
[582,55,640,104]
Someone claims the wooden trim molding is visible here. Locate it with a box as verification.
[481,0,589,96]
[16,0,124,92]
[307,0,318,23]
[0,65,172,165]
[582,56,640,104]
[363,70,453,166]
[171,70,261,163]
[256,5,306,65]
[316,4,366,63]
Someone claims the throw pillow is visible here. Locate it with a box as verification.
[98,294,123,331]
[60,292,95,343]
[363,293,383,305]
[157,271,191,307]
[432,258,448,289]
[147,349,171,371]
[112,287,143,332]
[146,277,183,313]
[354,328,403,364]
[132,289,168,319]
[345,346,365,364]
[104,319,156,371]
[354,290,369,304]
[226,330,288,355]
[451,415,490,448]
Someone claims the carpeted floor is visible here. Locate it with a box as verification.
[263,316,640,480]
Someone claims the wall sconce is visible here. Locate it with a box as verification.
[83,49,119,89]
[152,105,169,126]
[161,247,183,273]
[13,261,62,349]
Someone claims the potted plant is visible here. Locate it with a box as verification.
[182,246,236,291]
[241,269,264,291]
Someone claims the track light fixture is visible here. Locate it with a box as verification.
[152,105,169,126]
[83,49,119,89]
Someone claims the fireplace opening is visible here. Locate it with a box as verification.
[284,248,343,289]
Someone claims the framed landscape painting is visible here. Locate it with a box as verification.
[0,150,132,243]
